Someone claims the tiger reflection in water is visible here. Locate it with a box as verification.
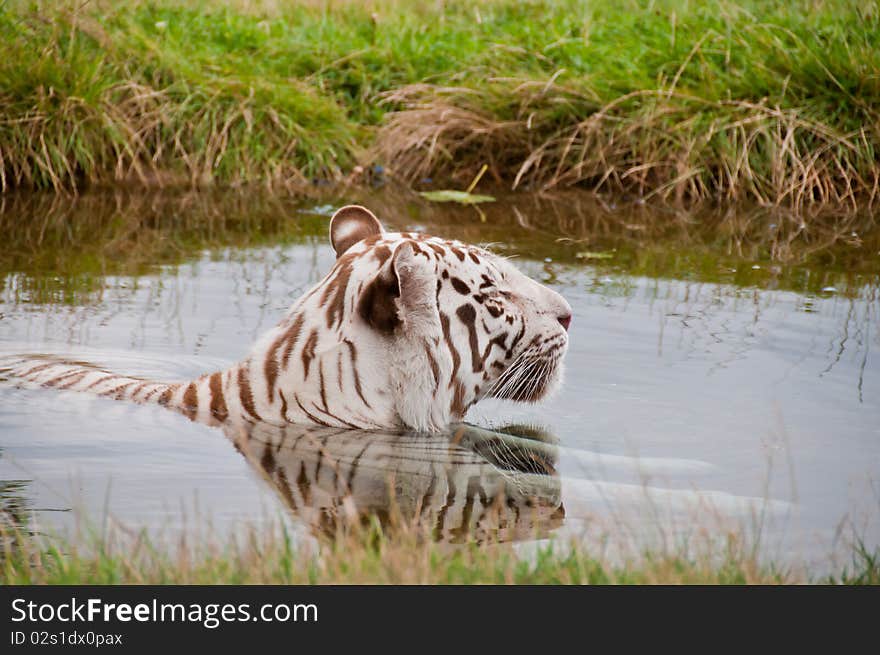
[221,413,564,543]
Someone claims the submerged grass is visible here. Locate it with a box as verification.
[2,519,877,585]
[1,0,878,208]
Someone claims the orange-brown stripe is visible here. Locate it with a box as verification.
[209,372,228,422]
[182,382,198,421]
[57,370,90,390]
[237,364,262,420]
[43,368,86,388]
[318,361,328,411]
[158,386,174,406]
[128,381,149,400]
[301,329,318,380]
[280,313,306,368]
[22,362,59,379]
[85,375,115,392]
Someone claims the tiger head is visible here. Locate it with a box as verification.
[268,204,571,432]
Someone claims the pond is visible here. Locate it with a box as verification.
[0,189,878,571]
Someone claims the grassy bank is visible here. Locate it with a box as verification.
[2,521,878,584]
[1,0,878,208]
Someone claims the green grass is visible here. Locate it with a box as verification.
[1,0,878,208]
[2,520,877,585]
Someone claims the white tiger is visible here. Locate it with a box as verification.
[3,205,572,432]
[225,417,565,542]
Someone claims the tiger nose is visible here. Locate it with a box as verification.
[557,313,572,331]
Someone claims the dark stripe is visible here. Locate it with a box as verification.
[21,362,58,379]
[96,382,119,397]
[264,334,284,404]
[293,393,331,427]
[113,382,135,400]
[158,386,174,406]
[343,339,371,409]
[472,476,489,507]
[209,372,228,421]
[423,342,440,391]
[318,361,328,411]
[295,462,312,506]
[418,472,439,521]
[260,445,276,475]
[439,312,461,388]
[278,388,289,421]
[456,303,483,373]
[336,350,344,393]
[281,313,306,368]
[129,381,150,400]
[451,381,466,416]
[321,252,357,329]
[182,382,198,421]
[237,364,262,421]
[481,333,509,366]
[310,403,361,429]
[373,244,392,265]
[313,447,325,483]
[426,242,446,257]
[85,375,114,392]
[510,320,527,350]
[434,474,458,538]
[450,277,470,295]
[275,468,298,510]
[344,442,373,492]
[57,370,90,390]
[99,381,134,400]
[43,368,87,387]
[301,329,319,380]
[459,480,480,531]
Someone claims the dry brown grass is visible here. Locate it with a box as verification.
[373,83,880,211]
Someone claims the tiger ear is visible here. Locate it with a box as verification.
[329,205,384,257]
[358,241,439,336]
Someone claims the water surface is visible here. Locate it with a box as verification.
[1,190,877,570]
